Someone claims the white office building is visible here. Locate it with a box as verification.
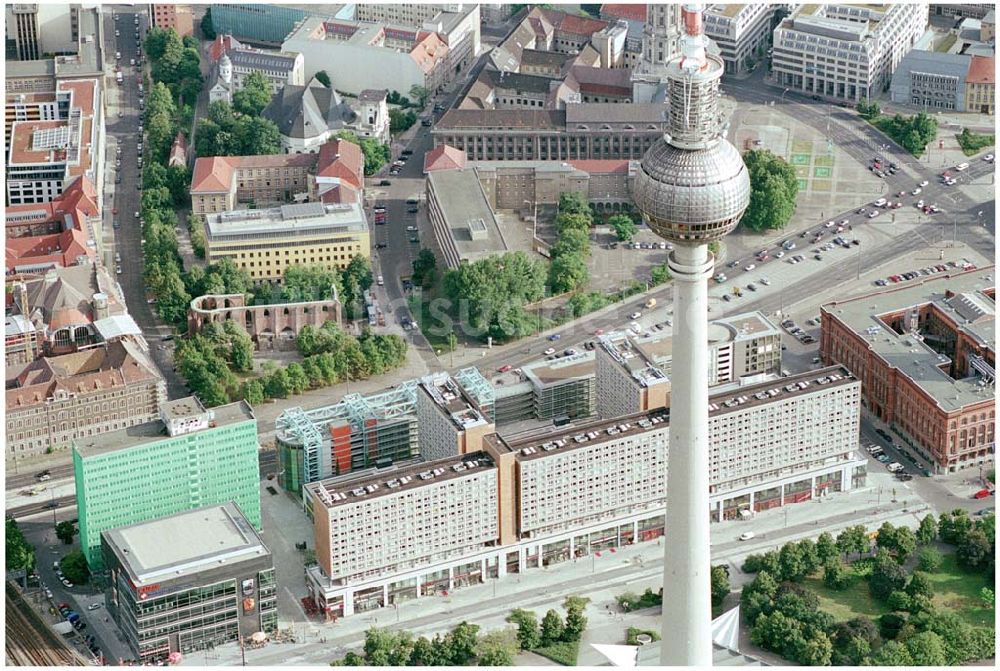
[703,4,776,74]
[304,367,867,618]
[771,3,929,101]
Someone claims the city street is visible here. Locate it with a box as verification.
[102,8,188,399]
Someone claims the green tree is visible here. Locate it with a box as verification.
[506,609,541,650]
[409,84,431,107]
[891,526,918,563]
[815,531,839,564]
[5,518,34,572]
[286,363,310,395]
[444,622,480,665]
[335,131,391,175]
[917,514,938,545]
[711,565,730,607]
[233,71,273,117]
[906,631,948,666]
[887,590,912,612]
[917,547,942,572]
[55,520,77,545]
[581,4,602,17]
[563,603,588,642]
[956,529,991,570]
[869,551,909,601]
[241,379,265,406]
[165,164,191,206]
[476,628,518,666]
[650,262,672,286]
[868,640,913,665]
[559,191,590,216]
[830,617,881,666]
[792,629,833,666]
[740,150,798,232]
[239,116,282,155]
[60,550,90,584]
[200,7,216,38]
[442,252,546,342]
[264,368,292,399]
[608,214,637,242]
[906,571,934,600]
[540,609,564,646]
[548,252,590,293]
[837,525,870,559]
[315,70,331,88]
[389,108,417,133]
[778,541,807,581]
[555,211,591,234]
[981,587,995,609]
[823,559,851,590]
[412,248,438,288]
[750,610,800,652]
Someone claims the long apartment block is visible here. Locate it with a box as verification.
[304,366,865,617]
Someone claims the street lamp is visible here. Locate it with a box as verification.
[780,87,790,103]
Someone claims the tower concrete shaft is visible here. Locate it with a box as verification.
[660,243,714,666]
[630,3,751,665]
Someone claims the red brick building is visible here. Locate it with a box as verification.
[149,4,194,37]
[820,267,995,473]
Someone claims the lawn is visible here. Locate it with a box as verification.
[802,550,994,626]
[924,552,994,627]
[803,570,883,622]
[956,130,995,157]
[532,641,580,666]
[406,292,454,352]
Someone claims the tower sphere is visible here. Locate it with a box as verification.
[633,138,750,244]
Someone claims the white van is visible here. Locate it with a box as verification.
[376,275,384,286]
[873,198,887,207]
[955,162,970,171]
[887,462,904,472]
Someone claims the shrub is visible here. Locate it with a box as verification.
[917,547,942,572]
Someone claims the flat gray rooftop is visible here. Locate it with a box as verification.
[75,401,255,459]
[103,503,269,585]
[523,351,595,387]
[822,267,995,412]
[427,168,508,264]
[206,203,368,240]
[306,452,494,509]
[161,396,206,421]
[486,365,857,460]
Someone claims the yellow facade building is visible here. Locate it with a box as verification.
[204,203,370,282]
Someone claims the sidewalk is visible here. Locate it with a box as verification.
[190,476,929,666]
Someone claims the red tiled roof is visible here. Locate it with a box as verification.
[424,144,468,172]
[5,176,99,234]
[600,4,647,22]
[319,182,360,205]
[207,34,243,62]
[566,159,631,175]
[190,156,237,193]
[316,138,364,188]
[967,56,995,84]
[543,9,609,36]
[5,228,94,272]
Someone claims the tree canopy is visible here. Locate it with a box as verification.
[232,71,273,117]
[443,252,547,342]
[740,149,798,232]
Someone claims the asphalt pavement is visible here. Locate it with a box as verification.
[105,10,188,400]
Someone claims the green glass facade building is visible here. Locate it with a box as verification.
[210,4,308,46]
[73,398,261,570]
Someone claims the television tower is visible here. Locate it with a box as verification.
[631,3,750,666]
